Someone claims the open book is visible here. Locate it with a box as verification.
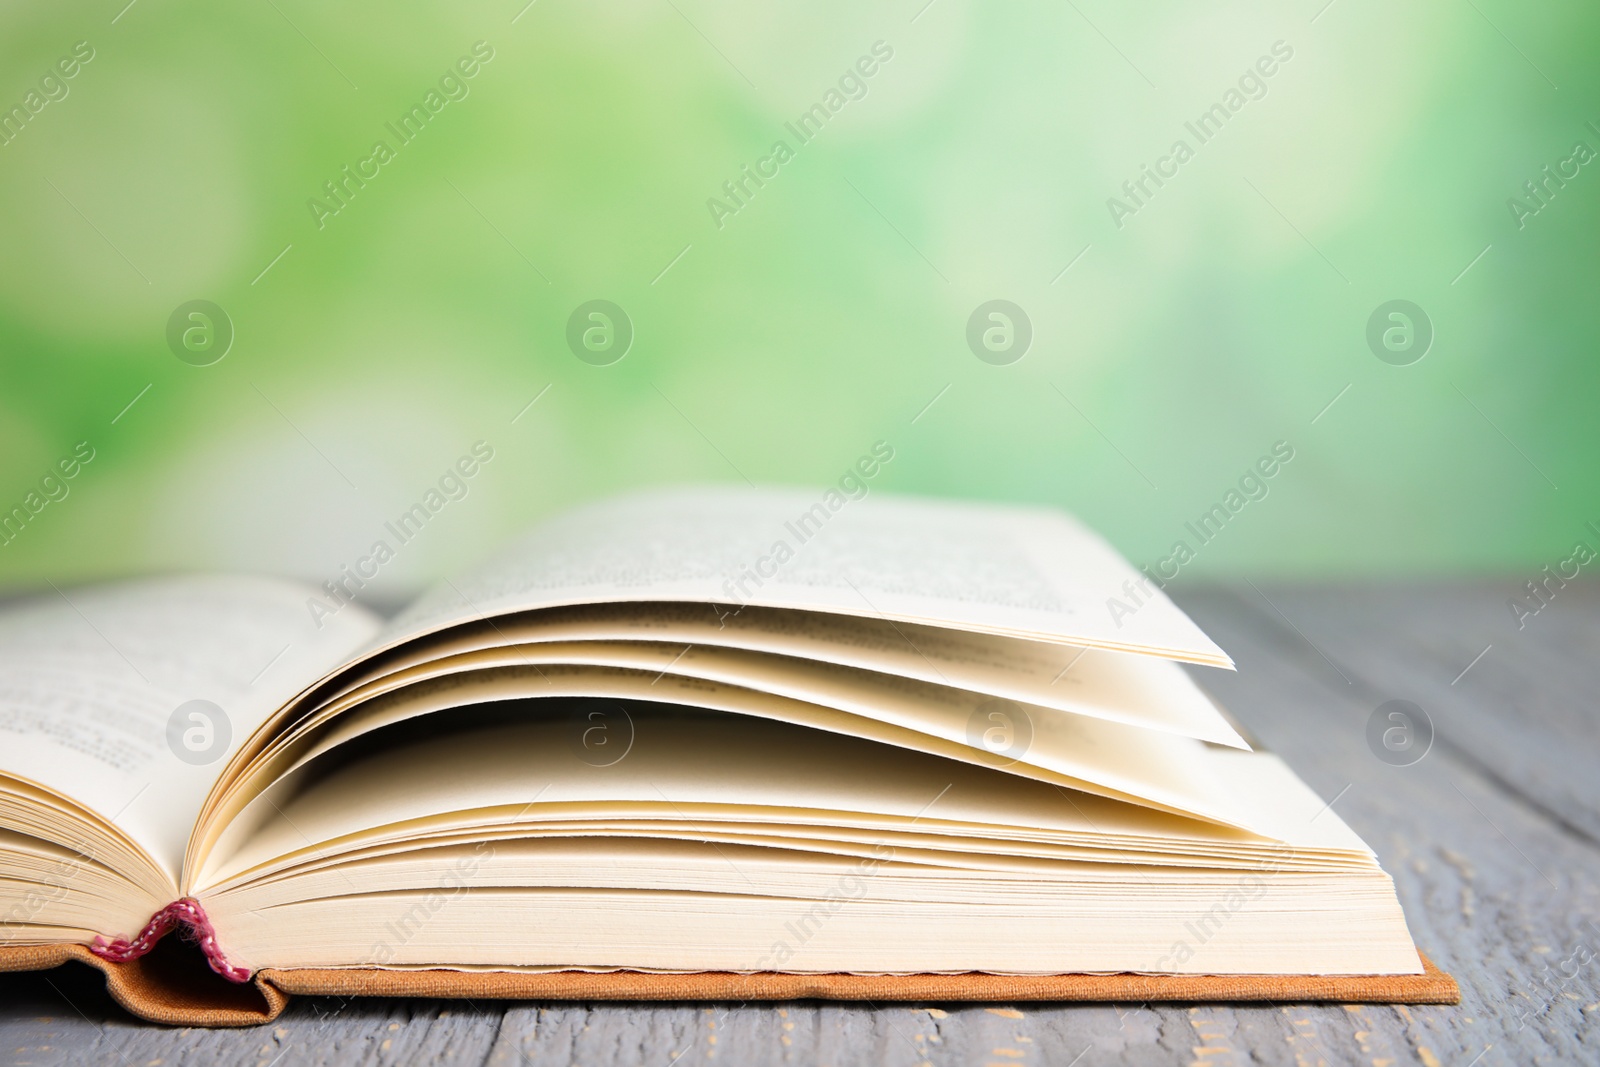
[0,486,1453,1023]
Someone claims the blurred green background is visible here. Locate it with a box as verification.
[1,0,1596,601]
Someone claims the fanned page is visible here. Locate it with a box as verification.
[193,706,1420,976]
[185,486,1250,884]
[356,604,1248,746]
[387,486,1231,665]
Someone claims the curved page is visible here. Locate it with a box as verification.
[341,603,1246,747]
[387,487,1231,665]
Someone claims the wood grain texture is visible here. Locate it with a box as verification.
[3,581,1597,1066]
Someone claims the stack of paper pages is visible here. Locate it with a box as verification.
[0,487,1425,992]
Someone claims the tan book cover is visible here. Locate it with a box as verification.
[0,943,1458,1028]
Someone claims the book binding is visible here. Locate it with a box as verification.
[1,940,1460,1028]
[89,898,251,984]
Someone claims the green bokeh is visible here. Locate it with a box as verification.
[1,1,1596,600]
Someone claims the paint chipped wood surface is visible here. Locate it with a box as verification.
[3,581,1597,1065]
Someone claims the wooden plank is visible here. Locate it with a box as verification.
[3,583,1597,1065]
[1209,581,1600,841]
[1174,584,1600,1065]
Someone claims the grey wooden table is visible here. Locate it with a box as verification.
[4,582,1598,1066]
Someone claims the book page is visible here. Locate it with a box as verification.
[193,654,1261,887]
[307,643,1245,817]
[0,576,380,883]
[386,487,1230,665]
[346,603,1246,746]
[200,707,1360,890]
